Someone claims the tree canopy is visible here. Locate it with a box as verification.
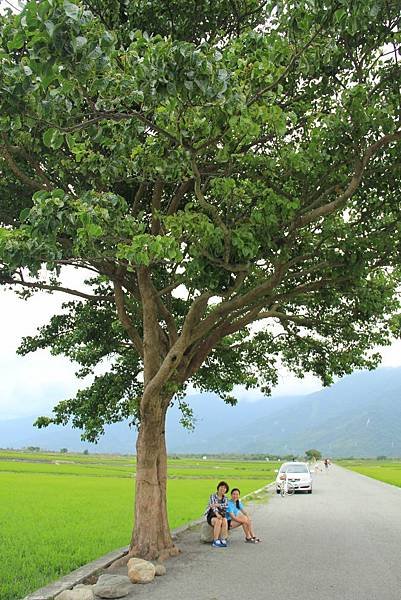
[1,0,401,439]
[305,449,322,461]
[1,0,401,556]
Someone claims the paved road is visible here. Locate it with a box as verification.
[120,466,401,600]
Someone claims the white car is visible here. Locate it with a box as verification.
[275,461,313,494]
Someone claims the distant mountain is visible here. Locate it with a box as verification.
[0,392,304,455]
[209,368,401,457]
[1,367,401,457]
[0,416,137,454]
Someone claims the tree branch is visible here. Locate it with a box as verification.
[132,182,147,215]
[285,260,344,282]
[0,134,51,192]
[2,277,111,301]
[248,12,335,106]
[151,178,164,235]
[266,310,316,326]
[146,277,178,345]
[158,279,183,296]
[137,267,168,385]
[33,111,186,148]
[167,180,194,215]
[7,144,55,189]
[189,262,288,343]
[192,159,231,263]
[272,277,349,302]
[184,269,351,379]
[181,291,213,341]
[183,304,319,383]
[54,259,101,274]
[184,301,274,381]
[113,281,144,357]
[300,184,339,215]
[182,325,228,381]
[291,131,401,231]
[200,249,250,273]
[222,270,248,298]
[139,282,208,400]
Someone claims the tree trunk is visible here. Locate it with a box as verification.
[129,398,179,560]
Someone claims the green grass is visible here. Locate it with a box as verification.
[0,449,135,464]
[0,460,136,477]
[341,459,401,488]
[0,452,277,600]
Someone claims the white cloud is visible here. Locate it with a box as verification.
[379,340,401,367]
[0,271,91,419]
[0,293,80,419]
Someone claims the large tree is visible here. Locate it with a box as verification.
[1,0,401,559]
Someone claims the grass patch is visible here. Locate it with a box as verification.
[340,459,401,488]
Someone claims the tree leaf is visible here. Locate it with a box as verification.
[63,1,80,21]
[43,128,64,149]
[7,33,25,51]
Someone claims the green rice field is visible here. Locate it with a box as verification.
[341,459,401,488]
[0,451,277,600]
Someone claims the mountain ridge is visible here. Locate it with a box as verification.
[1,367,401,457]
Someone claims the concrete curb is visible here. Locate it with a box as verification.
[22,482,274,600]
[22,546,130,600]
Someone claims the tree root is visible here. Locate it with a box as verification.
[128,543,181,561]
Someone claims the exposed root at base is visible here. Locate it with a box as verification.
[128,543,180,561]
[159,545,181,561]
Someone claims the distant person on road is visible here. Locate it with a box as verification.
[227,488,261,543]
[204,481,229,548]
[324,458,329,470]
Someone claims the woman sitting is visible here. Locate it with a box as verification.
[227,488,261,543]
[204,481,229,548]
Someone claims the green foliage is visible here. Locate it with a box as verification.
[305,449,322,460]
[0,0,401,442]
[80,0,268,46]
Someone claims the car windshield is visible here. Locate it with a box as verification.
[280,465,309,473]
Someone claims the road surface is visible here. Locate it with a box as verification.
[119,465,401,600]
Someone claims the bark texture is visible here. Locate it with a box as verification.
[129,399,179,560]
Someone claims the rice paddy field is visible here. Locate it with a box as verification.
[0,451,278,600]
[341,459,401,488]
